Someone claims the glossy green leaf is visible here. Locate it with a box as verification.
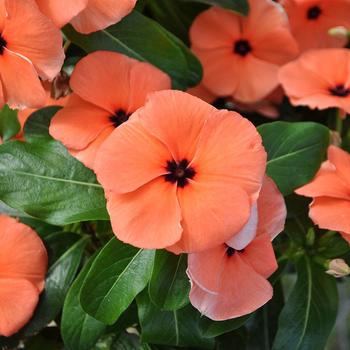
[258,122,330,195]
[0,104,20,141]
[0,108,108,225]
[272,255,338,350]
[23,106,61,142]
[148,251,190,310]
[63,11,202,89]
[62,254,107,350]
[199,315,250,338]
[180,0,249,15]
[137,291,214,349]
[80,238,155,325]
[23,235,89,336]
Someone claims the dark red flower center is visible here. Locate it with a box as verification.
[234,39,252,56]
[329,84,350,97]
[109,109,130,127]
[225,244,245,257]
[0,34,7,55]
[164,159,196,187]
[307,5,322,20]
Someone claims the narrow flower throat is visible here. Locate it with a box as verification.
[109,109,130,127]
[0,34,7,55]
[329,84,350,97]
[307,6,322,20]
[164,159,196,187]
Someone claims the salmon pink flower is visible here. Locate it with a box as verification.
[94,90,267,253]
[189,0,298,103]
[49,51,171,169]
[279,48,350,113]
[296,146,350,244]
[0,0,64,109]
[282,0,350,52]
[0,215,48,337]
[187,176,286,320]
[36,0,137,34]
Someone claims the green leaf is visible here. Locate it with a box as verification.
[0,105,20,141]
[0,108,108,225]
[80,238,155,325]
[137,291,214,349]
[23,235,89,336]
[148,251,190,310]
[180,0,249,15]
[258,122,330,195]
[199,315,250,338]
[272,255,338,350]
[62,254,107,350]
[63,11,202,89]
[24,106,61,142]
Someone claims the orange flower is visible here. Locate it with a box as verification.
[296,145,350,244]
[36,0,137,34]
[279,48,350,113]
[189,0,298,103]
[94,90,267,253]
[282,0,350,52]
[49,51,171,169]
[187,176,286,320]
[0,0,64,109]
[0,215,47,337]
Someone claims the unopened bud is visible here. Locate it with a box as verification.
[326,258,350,278]
[51,71,71,100]
[330,131,342,146]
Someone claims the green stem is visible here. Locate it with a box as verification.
[335,109,344,135]
[63,40,71,53]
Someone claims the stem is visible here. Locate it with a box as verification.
[335,109,344,135]
[63,40,71,53]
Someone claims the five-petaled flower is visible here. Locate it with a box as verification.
[190,0,298,103]
[94,90,267,253]
[49,51,171,169]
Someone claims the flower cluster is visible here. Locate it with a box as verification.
[1,0,350,347]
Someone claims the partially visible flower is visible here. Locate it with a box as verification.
[190,0,298,103]
[282,0,350,52]
[296,146,350,243]
[94,90,267,253]
[50,51,171,169]
[279,48,350,113]
[17,80,70,139]
[187,176,286,320]
[0,0,64,109]
[35,0,137,34]
[0,215,48,337]
[326,258,350,278]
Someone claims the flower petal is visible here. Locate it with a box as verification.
[257,176,286,240]
[70,0,136,34]
[0,48,46,109]
[4,0,64,80]
[49,94,112,151]
[0,278,39,337]
[140,90,215,162]
[95,115,172,194]
[309,197,350,233]
[106,177,182,249]
[35,0,88,28]
[168,179,251,253]
[327,145,350,186]
[191,109,266,201]
[189,254,273,321]
[0,215,47,292]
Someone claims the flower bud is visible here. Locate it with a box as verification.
[326,259,350,278]
[328,26,348,39]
